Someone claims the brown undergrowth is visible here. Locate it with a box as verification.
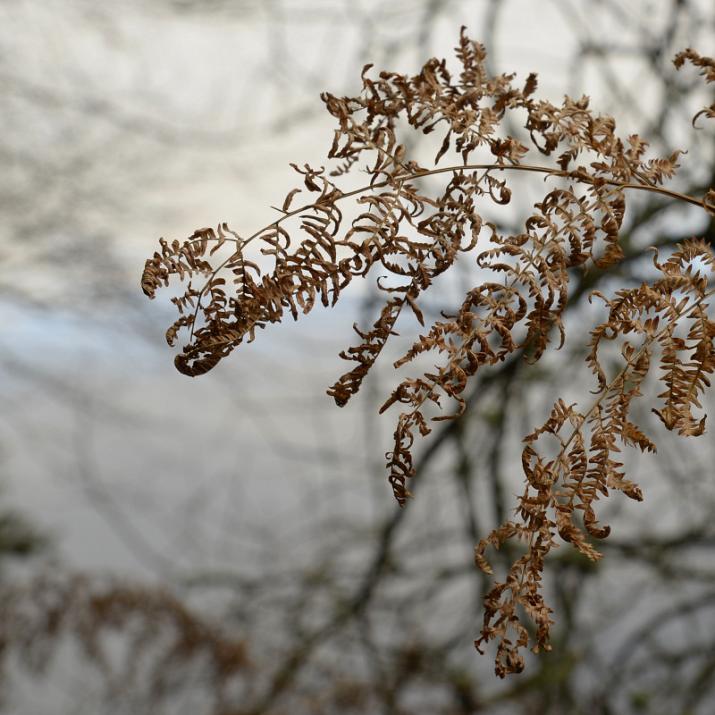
[0,575,248,708]
[142,31,715,676]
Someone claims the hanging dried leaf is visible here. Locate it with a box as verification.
[142,31,715,676]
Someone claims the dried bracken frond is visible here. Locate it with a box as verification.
[143,32,715,676]
[476,239,715,674]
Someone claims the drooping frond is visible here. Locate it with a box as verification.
[142,33,715,676]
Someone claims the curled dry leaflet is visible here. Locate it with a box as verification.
[142,32,715,676]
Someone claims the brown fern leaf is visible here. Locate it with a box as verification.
[328,172,483,407]
[651,240,715,435]
[142,32,715,677]
[476,239,714,674]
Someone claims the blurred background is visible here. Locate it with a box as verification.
[1,1,715,713]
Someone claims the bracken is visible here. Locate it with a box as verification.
[142,30,715,676]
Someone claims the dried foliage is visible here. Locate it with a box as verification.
[143,32,715,675]
[0,575,248,709]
